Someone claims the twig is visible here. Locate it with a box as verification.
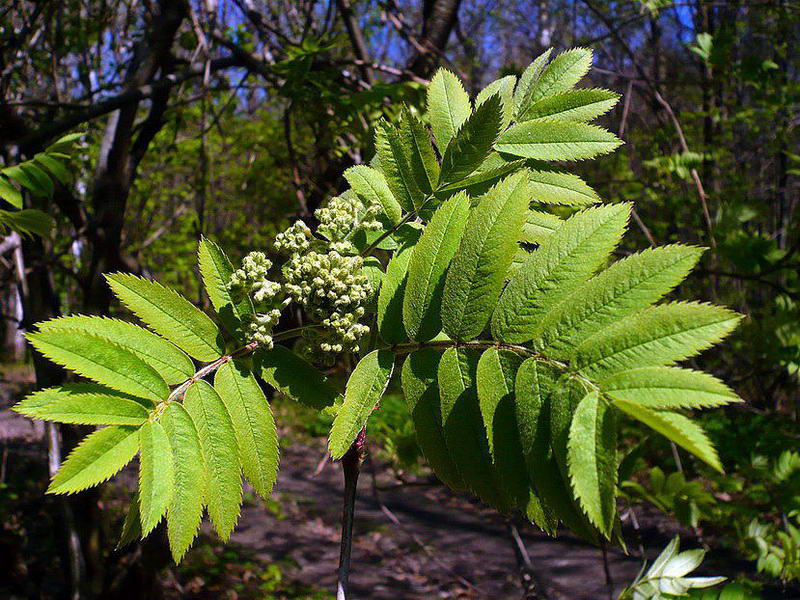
[336,428,366,600]
[506,520,548,599]
[600,541,614,600]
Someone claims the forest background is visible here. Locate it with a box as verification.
[0,0,798,598]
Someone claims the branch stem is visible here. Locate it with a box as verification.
[359,193,436,256]
[337,428,366,600]
[161,325,315,407]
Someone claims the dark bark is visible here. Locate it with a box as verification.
[407,0,463,78]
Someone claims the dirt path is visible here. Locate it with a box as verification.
[3,377,779,599]
[225,439,643,599]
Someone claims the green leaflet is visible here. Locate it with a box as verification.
[198,237,255,337]
[15,384,149,425]
[567,391,617,536]
[574,302,742,377]
[549,377,587,481]
[535,245,705,356]
[439,94,504,187]
[401,349,465,491]
[328,349,395,459]
[161,403,206,562]
[374,120,425,212]
[441,171,530,340]
[613,399,723,472]
[0,175,22,208]
[493,203,631,343]
[528,169,600,206]
[184,381,241,540]
[400,108,440,194]
[514,359,552,471]
[344,165,403,226]
[362,256,384,309]
[476,348,537,515]
[438,347,505,510]
[476,348,523,456]
[48,425,140,494]
[33,153,71,184]
[513,49,553,119]
[513,359,560,535]
[118,490,142,549]
[520,210,563,245]
[599,366,741,410]
[138,420,174,535]
[476,75,516,129]
[541,376,601,541]
[426,68,471,152]
[39,315,194,385]
[523,47,594,106]
[215,360,279,498]
[437,153,525,192]
[495,120,623,161]
[520,88,619,122]
[403,192,470,341]
[27,330,169,403]
[20,162,54,197]
[257,345,339,410]
[106,273,224,362]
[0,209,53,237]
[377,242,415,344]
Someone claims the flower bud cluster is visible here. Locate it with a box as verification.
[228,251,285,349]
[316,193,382,243]
[283,249,372,356]
[273,220,312,255]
